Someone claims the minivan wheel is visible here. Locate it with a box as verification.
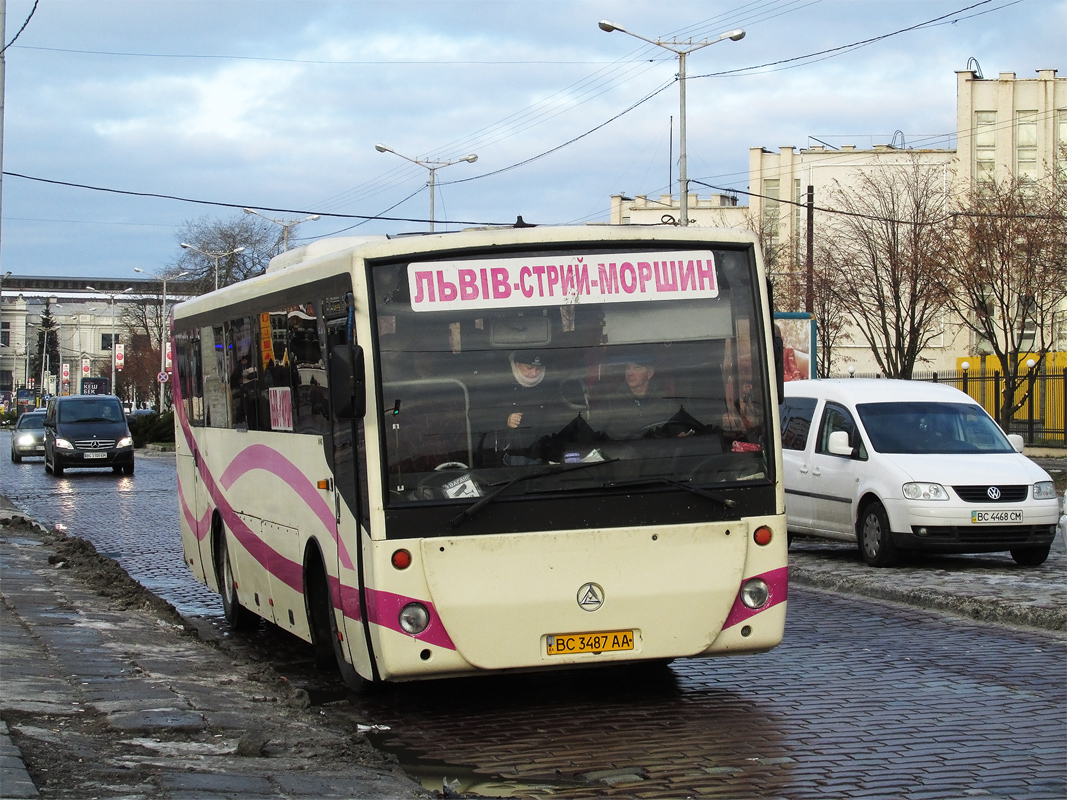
[1010,543,1051,567]
[858,501,898,567]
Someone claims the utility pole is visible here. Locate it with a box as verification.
[805,185,815,313]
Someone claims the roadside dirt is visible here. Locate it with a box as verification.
[1,517,427,799]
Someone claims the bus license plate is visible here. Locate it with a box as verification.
[546,630,634,656]
[84,452,107,459]
[972,510,1023,523]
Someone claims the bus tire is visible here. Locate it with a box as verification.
[857,500,898,567]
[215,526,257,630]
[305,553,367,691]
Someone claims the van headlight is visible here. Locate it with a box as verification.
[902,482,948,500]
[1033,481,1056,500]
[54,437,75,451]
[118,435,134,448]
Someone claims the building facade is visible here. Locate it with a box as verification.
[608,67,1066,377]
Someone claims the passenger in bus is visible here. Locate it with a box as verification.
[595,357,673,439]
[500,350,572,465]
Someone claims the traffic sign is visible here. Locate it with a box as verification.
[158,372,169,383]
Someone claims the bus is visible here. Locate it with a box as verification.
[172,225,788,688]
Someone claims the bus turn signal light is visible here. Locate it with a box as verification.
[754,526,773,546]
[391,549,412,570]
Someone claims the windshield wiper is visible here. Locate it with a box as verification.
[602,477,737,512]
[449,458,617,528]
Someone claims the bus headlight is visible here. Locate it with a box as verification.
[740,578,770,610]
[398,603,430,635]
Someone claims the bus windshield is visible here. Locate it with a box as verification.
[371,243,771,509]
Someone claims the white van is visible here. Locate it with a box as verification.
[780,379,1059,567]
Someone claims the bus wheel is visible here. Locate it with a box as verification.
[306,558,367,691]
[857,501,898,567]
[216,531,257,630]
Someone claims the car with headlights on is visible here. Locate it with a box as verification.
[10,410,47,462]
[780,379,1059,567]
[43,394,135,476]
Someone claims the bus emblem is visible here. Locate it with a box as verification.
[577,583,604,612]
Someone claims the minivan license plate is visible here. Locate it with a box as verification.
[84,452,107,459]
[546,630,634,656]
[972,510,1023,523]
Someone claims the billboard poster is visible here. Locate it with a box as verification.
[774,314,816,381]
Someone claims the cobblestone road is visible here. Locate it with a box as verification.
[3,438,1065,799]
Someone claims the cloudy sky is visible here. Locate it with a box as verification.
[1,0,1063,279]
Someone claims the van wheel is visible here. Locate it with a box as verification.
[1010,544,1051,567]
[52,461,64,476]
[216,531,257,630]
[857,501,898,567]
[123,462,135,476]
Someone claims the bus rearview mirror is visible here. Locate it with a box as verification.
[329,344,366,420]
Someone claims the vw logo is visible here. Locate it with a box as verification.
[577,582,604,612]
[987,486,1001,500]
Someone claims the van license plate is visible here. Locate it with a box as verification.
[84,452,107,459]
[546,630,634,656]
[972,510,1023,523]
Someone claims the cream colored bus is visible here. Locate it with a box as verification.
[172,224,788,688]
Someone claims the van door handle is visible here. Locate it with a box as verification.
[799,465,809,474]
[812,467,822,477]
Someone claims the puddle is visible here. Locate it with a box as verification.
[364,731,593,798]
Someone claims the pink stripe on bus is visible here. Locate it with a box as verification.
[364,587,457,651]
[722,566,789,630]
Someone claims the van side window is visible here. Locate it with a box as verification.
[816,402,867,460]
[779,397,817,451]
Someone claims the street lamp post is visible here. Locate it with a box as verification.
[242,209,320,251]
[135,268,190,412]
[374,144,478,232]
[598,20,745,227]
[179,243,246,291]
[85,286,133,392]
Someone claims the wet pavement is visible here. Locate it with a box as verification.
[1,444,1064,799]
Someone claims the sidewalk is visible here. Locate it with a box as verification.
[0,501,430,800]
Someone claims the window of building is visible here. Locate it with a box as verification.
[1016,110,1038,182]
[763,178,780,246]
[1,321,9,348]
[101,333,120,351]
[1056,110,1067,184]
[974,111,996,184]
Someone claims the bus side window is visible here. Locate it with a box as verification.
[202,325,232,429]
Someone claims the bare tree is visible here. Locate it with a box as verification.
[940,169,1067,429]
[811,243,854,377]
[821,158,951,378]
[171,213,285,293]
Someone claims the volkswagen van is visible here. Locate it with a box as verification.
[780,380,1059,566]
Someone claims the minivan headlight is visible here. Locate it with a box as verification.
[902,482,948,501]
[1033,481,1056,500]
[118,435,134,448]
[54,437,75,451]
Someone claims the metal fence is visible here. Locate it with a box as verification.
[840,368,1066,448]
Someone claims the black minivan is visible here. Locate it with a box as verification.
[44,394,135,476]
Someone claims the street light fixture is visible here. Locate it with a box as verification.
[374,144,478,233]
[134,268,190,412]
[85,286,133,391]
[598,20,745,227]
[180,243,246,291]
[242,208,320,251]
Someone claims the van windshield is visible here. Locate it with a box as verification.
[58,399,124,424]
[856,402,1014,454]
